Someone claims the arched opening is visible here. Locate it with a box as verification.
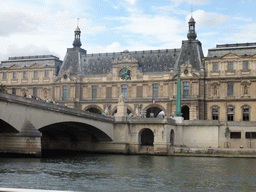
[112,109,131,116]
[39,122,113,156]
[0,119,19,133]
[146,107,163,118]
[156,111,165,118]
[181,105,190,120]
[170,129,174,146]
[85,107,102,115]
[140,128,154,146]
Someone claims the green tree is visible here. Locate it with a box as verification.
[0,84,7,92]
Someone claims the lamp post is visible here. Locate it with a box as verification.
[175,68,183,117]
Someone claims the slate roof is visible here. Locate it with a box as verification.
[207,42,256,58]
[60,41,205,76]
[59,47,87,76]
[174,40,204,70]
[0,55,62,68]
[81,48,180,76]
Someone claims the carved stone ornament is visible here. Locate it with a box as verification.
[119,94,125,103]
[112,51,138,64]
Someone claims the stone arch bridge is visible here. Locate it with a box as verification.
[0,92,178,157]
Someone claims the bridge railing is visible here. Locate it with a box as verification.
[0,92,114,123]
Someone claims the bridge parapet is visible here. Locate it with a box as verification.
[0,92,114,123]
[124,117,176,125]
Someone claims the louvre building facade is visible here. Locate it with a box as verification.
[1,17,256,122]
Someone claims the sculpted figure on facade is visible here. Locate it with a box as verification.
[119,93,124,103]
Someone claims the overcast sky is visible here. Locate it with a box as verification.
[0,0,255,61]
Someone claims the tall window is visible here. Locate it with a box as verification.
[13,72,17,79]
[243,106,249,121]
[62,86,68,100]
[183,82,189,98]
[92,85,97,100]
[213,62,218,70]
[3,72,7,79]
[152,84,159,99]
[243,61,249,69]
[228,62,233,70]
[227,82,233,96]
[45,70,49,78]
[33,87,37,97]
[34,71,38,78]
[23,71,28,78]
[227,106,234,121]
[212,107,219,120]
[122,85,127,99]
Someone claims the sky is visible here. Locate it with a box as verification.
[0,0,255,61]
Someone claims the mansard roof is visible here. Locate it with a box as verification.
[59,48,181,76]
[59,47,87,76]
[174,40,204,70]
[0,55,62,68]
[207,42,256,58]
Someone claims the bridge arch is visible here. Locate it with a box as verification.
[39,121,112,142]
[143,104,166,118]
[84,105,103,115]
[139,128,154,146]
[0,119,19,133]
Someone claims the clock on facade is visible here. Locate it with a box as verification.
[120,67,131,80]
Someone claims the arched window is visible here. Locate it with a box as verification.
[212,107,219,120]
[243,106,249,121]
[140,129,154,146]
[227,106,234,121]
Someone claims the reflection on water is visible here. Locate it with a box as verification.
[0,154,256,191]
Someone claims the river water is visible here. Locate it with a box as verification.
[0,154,256,192]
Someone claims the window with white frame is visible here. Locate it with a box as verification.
[121,85,127,99]
[243,106,249,121]
[213,62,218,70]
[227,106,234,121]
[243,61,249,69]
[228,62,233,70]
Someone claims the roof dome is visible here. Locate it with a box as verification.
[189,16,195,23]
[75,26,81,32]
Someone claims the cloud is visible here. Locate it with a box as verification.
[171,0,208,5]
[151,5,189,15]
[114,15,185,44]
[0,44,53,62]
[188,10,231,28]
[106,42,122,52]
[124,0,137,5]
[0,12,38,36]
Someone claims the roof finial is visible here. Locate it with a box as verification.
[191,6,194,17]
[77,18,80,27]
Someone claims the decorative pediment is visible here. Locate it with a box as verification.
[210,81,220,86]
[29,63,43,68]
[241,80,251,85]
[54,68,77,83]
[112,50,138,64]
[250,53,256,58]
[220,52,240,59]
[9,64,22,69]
